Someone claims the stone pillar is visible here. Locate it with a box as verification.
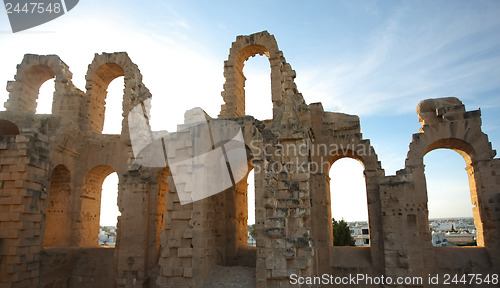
[380,168,432,284]
[260,137,313,288]
[0,133,49,288]
[490,159,500,268]
[309,172,331,276]
[364,168,386,273]
[116,171,150,288]
[471,159,500,267]
[157,174,195,288]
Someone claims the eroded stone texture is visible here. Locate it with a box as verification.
[0,31,499,288]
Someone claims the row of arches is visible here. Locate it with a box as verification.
[4,53,143,135]
[327,149,475,248]
[2,33,495,287]
[27,75,125,134]
[43,164,120,248]
[8,51,274,133]
[225,130,481,272]
[220,140,480,281]
[185,31,481,252]
[18,79,480,250]
[4,32,296,142]
[6,55,482,252]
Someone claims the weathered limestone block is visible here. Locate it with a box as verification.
[417,97,465,125]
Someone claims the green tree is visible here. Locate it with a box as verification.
[450,224,457,233]
[332,218,355,246]
[248,224,255,238]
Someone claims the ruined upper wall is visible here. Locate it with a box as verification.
[409,97,496,167]
[219,31,303,119]
[1,52,153,140]
[84,52,152,135]
[4,54,78,114]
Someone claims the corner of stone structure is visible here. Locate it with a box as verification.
[184,107,211,125]
[416,97,465,126]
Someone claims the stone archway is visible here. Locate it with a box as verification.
[85,52,152,135]
[43,164,72,247]
[4,54,73,114]
[406,98,496,247]
[219,31,298,119]
[78,165,116,246]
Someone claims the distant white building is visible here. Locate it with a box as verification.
[429,218,477,246]
[349,223,370,246]
[434,222,455,231]
[247,231,256,246]
[98,229,107,244]
[445,231,475,246]
[98,227,117,246]
[432,231,447,247]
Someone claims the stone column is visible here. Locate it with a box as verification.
[0,133,49,288]
[116,171,150,288]
[470,159,500,267]
[261,137,314,288]
[380,167,432,284]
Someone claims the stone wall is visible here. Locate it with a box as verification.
[40,247,116,288]
[0,31,498,288]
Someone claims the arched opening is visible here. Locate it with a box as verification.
[243,55,272,120]
[16,64,55,113]
[79,165,117,246]
[156,168,169,255]
[424,149,477,247]
[214,152,256,267]
[98,172,120,246]
[246,169,256,246]
[220,39,279,119]
[102,76,124,134]
[329,157,369,246]
[36,78,55,114]
[233,162,256,266]
[0,120,20,135]
[43,165,72,247]
[87,63,125,133]
[203,141,260,287]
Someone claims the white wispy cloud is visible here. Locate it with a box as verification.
[0,2,225,133]
[296,2,500,118]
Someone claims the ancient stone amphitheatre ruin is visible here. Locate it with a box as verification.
[0,31,498,288]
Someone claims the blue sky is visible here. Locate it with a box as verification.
[1,0,499,224]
